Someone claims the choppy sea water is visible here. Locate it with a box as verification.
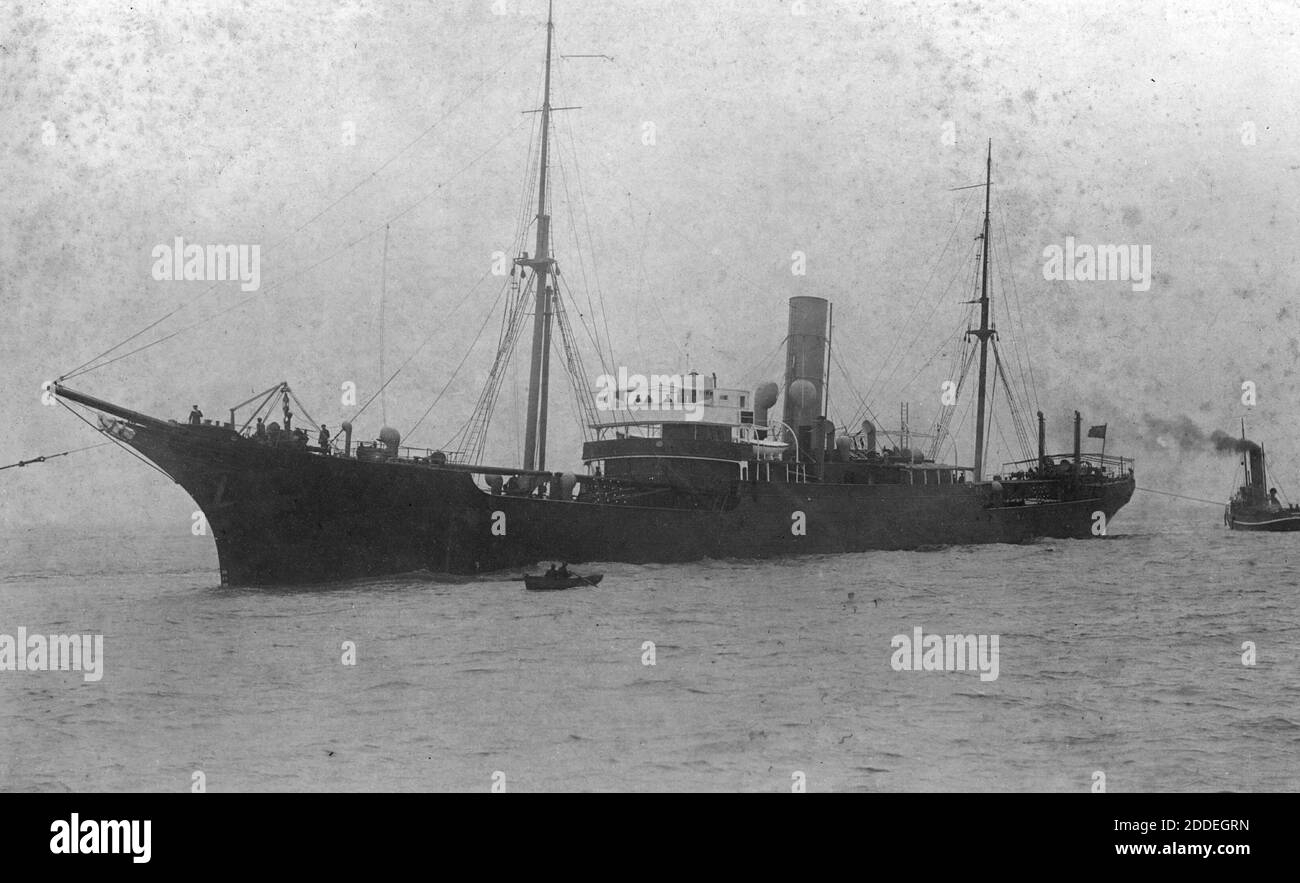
[2,508,1297,793]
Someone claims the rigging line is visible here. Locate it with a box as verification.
[56,400,172,482]
[270,46,528,255]
[857,225,977,423]
[931,345,974,454]
[945,361,978,465]
[442,276,532,456]
[559,104,617,375]
[286,388,321,434]
[379,223,389,426]
[993,345,1033,461]
[352,267,498,427]
[553,132,610,377]
[1135,487,1223,506]
[893,318,972,399]
[736,337,786,388]
[0,441,112,471]
[862,191,974,405]
[999,346,1036,459]
[58,310,183,382]
[625,195,655,368]
[989,245,1027,415]
[556,294,600,430]
[64,117,532,382]
[405,275,514,441]
[997,201,1039,409]
[935,345,977,455]
[470,273,532,434]
[626,196,690,365]
[930,345,977,459]
[991,414,1017,475]
[550,297,596,439]
[990,235,1036,418]
[512,84,542,260]
[58,47,528,383]
[985,355,1003,472]
[830,347,899,450]
[621,188,772,306]
[239,384,284,435]
[557,274,608,377]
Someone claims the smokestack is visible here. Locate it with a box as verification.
[782,296,829,445]
[1249,447,1266,492]
[1073,411,1082,477]
[862,419,876,453]
[1037,411,1045,467]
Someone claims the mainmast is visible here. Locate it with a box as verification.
[969,140,994,482]
[520,0,557,471]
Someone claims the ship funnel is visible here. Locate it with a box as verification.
[782,296,829,446]
[1249,447,1266,491]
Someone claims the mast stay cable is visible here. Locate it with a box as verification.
[58,44,531,382]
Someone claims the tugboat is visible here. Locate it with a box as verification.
[1225,428,1300,531]
[49,3,1135,587]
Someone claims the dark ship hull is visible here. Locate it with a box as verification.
[1225,436,1300,531]
[1227,511,1300,531]
[52,15,1136,587]
[61,386,1133,586]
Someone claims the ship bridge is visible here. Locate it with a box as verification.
[585,370,786,483]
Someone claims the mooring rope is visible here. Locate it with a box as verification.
[1134,486,1223,506]
[0,442,111,471]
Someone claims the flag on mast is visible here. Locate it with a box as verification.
[1087,424,1107,439]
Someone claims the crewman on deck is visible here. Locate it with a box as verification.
[1269,488,1283,511]
[319,425,330,454]
[189,405,203,425]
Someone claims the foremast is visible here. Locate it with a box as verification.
[519,0,557,471]
[969,140,995,482]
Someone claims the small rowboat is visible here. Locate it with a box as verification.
[523,572,603,591]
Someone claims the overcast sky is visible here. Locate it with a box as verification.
[4,0,1299,529]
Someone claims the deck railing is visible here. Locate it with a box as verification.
[1000,452,1134,479]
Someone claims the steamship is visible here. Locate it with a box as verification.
[1225,431,1300,530]
[53,4,1135,586]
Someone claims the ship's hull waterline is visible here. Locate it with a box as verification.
[1228,513,1300,531]
[115,418,1133,587]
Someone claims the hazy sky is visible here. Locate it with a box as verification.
[4,0,1299,529]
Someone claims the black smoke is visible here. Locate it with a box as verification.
[1142,415,1259,454]
[1210,430,1260,454]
